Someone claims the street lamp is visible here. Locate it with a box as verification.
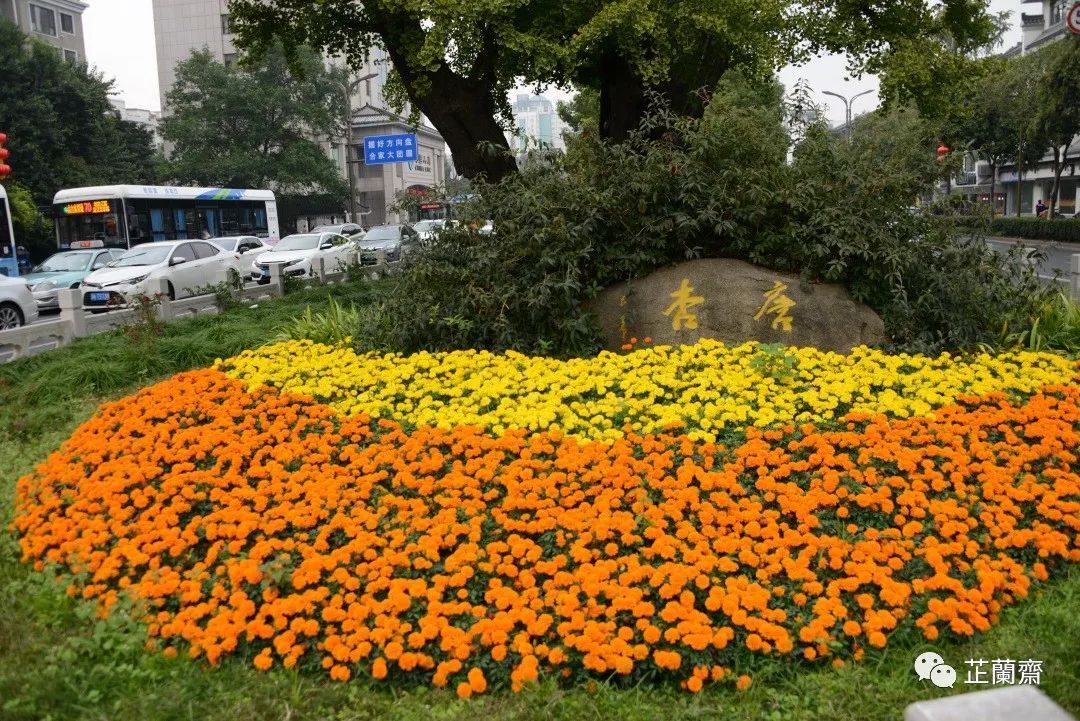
[822,89,875,140]
[344,72,378,223]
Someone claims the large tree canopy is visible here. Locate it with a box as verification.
[0,19,160,257]
[229,0,1003,182]
[160,46,348,206]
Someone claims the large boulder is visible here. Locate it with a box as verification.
[587,258,887,353]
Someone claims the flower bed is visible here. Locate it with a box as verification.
[216,339,1077,441]
[12,341,1080,695]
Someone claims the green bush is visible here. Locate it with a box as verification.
[987,216,1080,242]
[274,296,360,345]
[992,289,1080,353]
[939,215,1080,242]
[366,75,1048,356]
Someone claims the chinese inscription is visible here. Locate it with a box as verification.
[754,280,796,332]
[663,278,704,331]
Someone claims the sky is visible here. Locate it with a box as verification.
[85,0,1022,126]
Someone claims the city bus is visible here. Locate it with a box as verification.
[0,184,17,277]
[52,185,279,250]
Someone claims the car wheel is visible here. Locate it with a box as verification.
[0,302,25,329]
[166,282,176,301]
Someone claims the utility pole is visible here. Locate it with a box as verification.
[822,89,874,140]
[344,72,378,223]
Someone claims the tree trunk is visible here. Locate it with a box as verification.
[1016,128,1024,218]
[1049,143,1070,218]
[597,54,647,142]
[370,15,517,183]
[594,40,730,142]
[412,67,517,182]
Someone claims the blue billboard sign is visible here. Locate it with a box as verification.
[363,133,418,165]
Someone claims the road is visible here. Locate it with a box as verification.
[983,235,1079,286]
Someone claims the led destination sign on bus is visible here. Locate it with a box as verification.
[62,200,112,215]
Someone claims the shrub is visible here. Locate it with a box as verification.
[274,296,359,345]
[368,76,1048,355]
[938,215,1080,242]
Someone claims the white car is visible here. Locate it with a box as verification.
[209,236,272,255]
[81,240,241,309]
[250,232,356,284]
[0,275,38,329]
[412,219,446,242]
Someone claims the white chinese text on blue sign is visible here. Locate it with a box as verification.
[363,134,418,165]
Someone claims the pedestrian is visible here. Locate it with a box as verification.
[1035,199,1047,218]
[16,245,30,275]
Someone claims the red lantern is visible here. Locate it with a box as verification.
[936,143,950,160]
[0,131,9,179]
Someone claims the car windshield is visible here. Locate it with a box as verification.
[413,221,440,232]
[211,238,238,250]
[33,252,94,272]
[364,225,401,241]
[274,234,321,251]
[112,246,172,267]
[361,237,398,249]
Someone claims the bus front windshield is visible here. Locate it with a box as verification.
[55,204,124,248]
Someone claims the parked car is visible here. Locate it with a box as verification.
[0,275,38,329]
[357,224,419,265]
[250,232,356,283]
[412,219,447,242]
[209,236,272,255]
[22,248,126,312]
[312,223,364,236]
[81,240,241,308]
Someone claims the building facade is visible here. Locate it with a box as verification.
[342,105,448,228]
[109,98,164,153]
[0,0,87,62]
[151,0,447,229]
[507,93,566,158]
[952,1,1078,216]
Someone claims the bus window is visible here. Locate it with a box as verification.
[56,201,125,249]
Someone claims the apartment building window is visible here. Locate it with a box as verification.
[60,12,73,34]
[64,49,77,62]
[223,53,238,67]
[221,13,233,34]
[29,4,57,36]
[1050,1,1065,25]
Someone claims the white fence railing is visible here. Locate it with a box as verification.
[0,250,388,363]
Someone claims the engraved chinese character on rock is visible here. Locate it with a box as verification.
[662,279,704,331]
[754,280,796,331]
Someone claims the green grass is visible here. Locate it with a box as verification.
[0,279,389,439]
[0,278,1078,720]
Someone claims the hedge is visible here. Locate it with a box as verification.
[939,215,1080,243]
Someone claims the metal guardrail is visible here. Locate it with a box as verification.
[0,249,388,363]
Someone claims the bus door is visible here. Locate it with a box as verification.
[0,192,16,277]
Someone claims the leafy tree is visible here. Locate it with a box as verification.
[228,0,1002,182]
[3,181,53,260]
[0,19,160,213]
[948,58,1021,217]
[1033,38,1080,217]
[557,87,600,141]
[160,46,348,205]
